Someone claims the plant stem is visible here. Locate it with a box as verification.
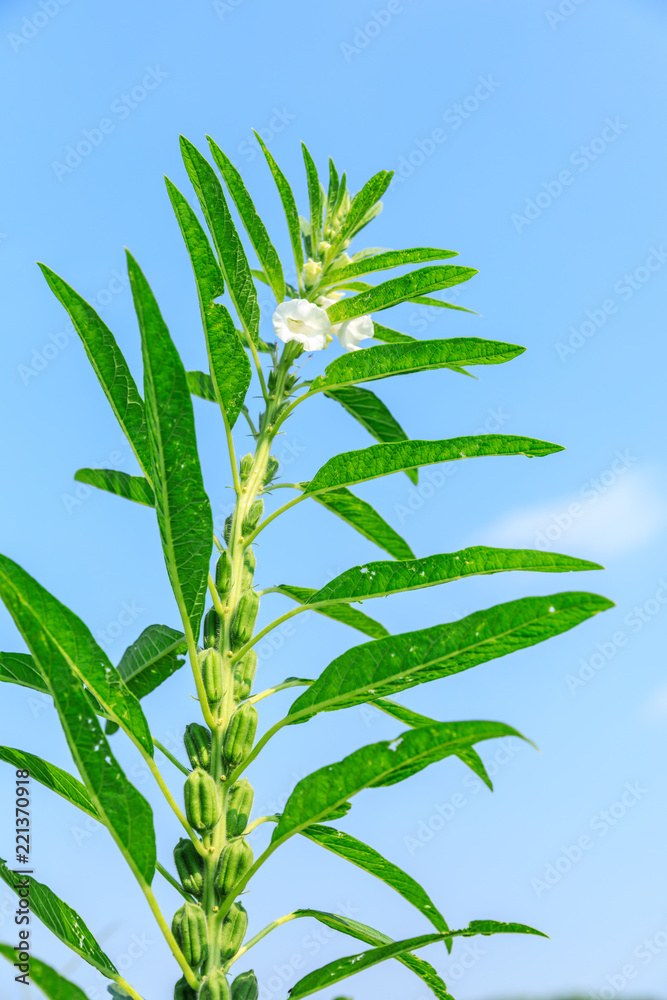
[225,912,297,970]
[154,740,190,777]
[112,975,145,1000]
[141,882,200,989]
[156,861,195,901]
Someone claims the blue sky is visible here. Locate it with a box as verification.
[1,0,666,998]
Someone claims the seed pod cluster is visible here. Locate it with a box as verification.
[184,723,212,772]
[172,901,207,969]
[231,971,258,1000]
[233,650,257,701]
[226,779,254,838]
[199,648,224,704]
[220,901,248,961]
[230,590,259,651]
[198,969,231,1000]
[184,768,219,833]
[174,838,204,898]
[223,703,258,769]
[215,837,253,898]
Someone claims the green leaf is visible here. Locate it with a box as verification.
[324,385,417,483]
[0,862,118,977]
[74,468,155,507]
[0,945,90,1000]
[273,721,523,845]
[329,248,458,284]
[304,547,603,606]
[409,294,477,314]
[307,487,414,560]
[209,137,285,303]
[325,158,339,232]
[0,555,152,752]
[340,170,394,242]
[305,435,563,496]
[0,556,156,885]
[180,136,260,344]
[291,910,452,1000]
[302,142,323,248]
[271,585,389,640]
[37,264,151,476]
[327,266,477,323]
[0,746,98,818]
[312,338,525,393]
[372,324,416,345]
[187,370,218,402]
[167,177,252,428]
[288,591,613,724]
[255,131,304,276]
[0,651,48,695]
[301,826,450,936]
[117,623,188,700]
[127,251,213,641]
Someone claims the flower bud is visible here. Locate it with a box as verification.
[231,591,259,650]
[215,837,253,898]
[203,609,222,649]
[239,453,254,482]
[184,723,212,772]
[220,901,248,961]
[174,838,204,898]
[215,551,232,599]
[172,901,207,969]
[263,456,279,486]
[199,648,224,705]
[233,650,257,701]
[198,969,230,1000]
[184,768,220,832]
[226,779,254,838]
[242,499,263,535]
[231,971,258,1000]
[302,258,323,287]
[241,547,256,590]
[223,704,258,769]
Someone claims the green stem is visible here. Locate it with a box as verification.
[112,975,145,1000]
[226,717,289,785]
[224,912,297,970]
[154,740,190,777]
[156,861,195,901]
[243,814,279,835]
[139,747,207,854]
[141,882,200,990]
[248,679,313,705]
[244,493,306,544]
[231,604,308,662]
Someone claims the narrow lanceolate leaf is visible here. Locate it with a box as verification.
[272,585,389,640]
[302,142,323,245]
[291,910,452,1000]
[209,138,285,303]
[372,324,416,345]
[117,624,188,700]
[301,827,450,936]
[410,294,477,314]
[0,556,156,884]
[0,945,90,1000]
[308,487,414,561]
[0,555,152,752]
[167,178,252,428]
[273,721,522,845]
[74,469,155,507]
[288,591,613,723]
[329,248,458,284]
[0,651,48,695]
[311,338,525,393]
[327,266,477,324]
[0,746,98,818]
[341,170,394,240]
[325,158,339,231]
[37,264,150,476]
[324,385,417,483]
[127,251,213,640]
[0,862,118,977]
[305,547,603,606]
[180,135,260,343]
[255,131,304,275]
[305,435,563,496]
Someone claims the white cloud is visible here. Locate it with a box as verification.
[479,468,667,558]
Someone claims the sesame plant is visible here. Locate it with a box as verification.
[0,134,612,1000]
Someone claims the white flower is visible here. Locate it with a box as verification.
[272,299,332,351]
[316,290,345,310]
[334,314,375,352]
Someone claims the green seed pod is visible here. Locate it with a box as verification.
[241,546,256,590]
[233,650,257,701]
[199,648,224,704]
[226,779,254,838]
[184,767,219,832]
[184,723,212,772]
[174,838,204,898]
[203,608,222,649]
[231,971,258,1000]
[239,453,254,482]
[220,901,248,961]
[242,499,263,534]
[198,969,230,1000]
[223,513,234,544]
[223,704,258,769]
[215,837,253,897]
[174,976,198,1000]
[172,901,207,969]
[231,590,259,650]
[215,551,232,598]
[263,456,279,486]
